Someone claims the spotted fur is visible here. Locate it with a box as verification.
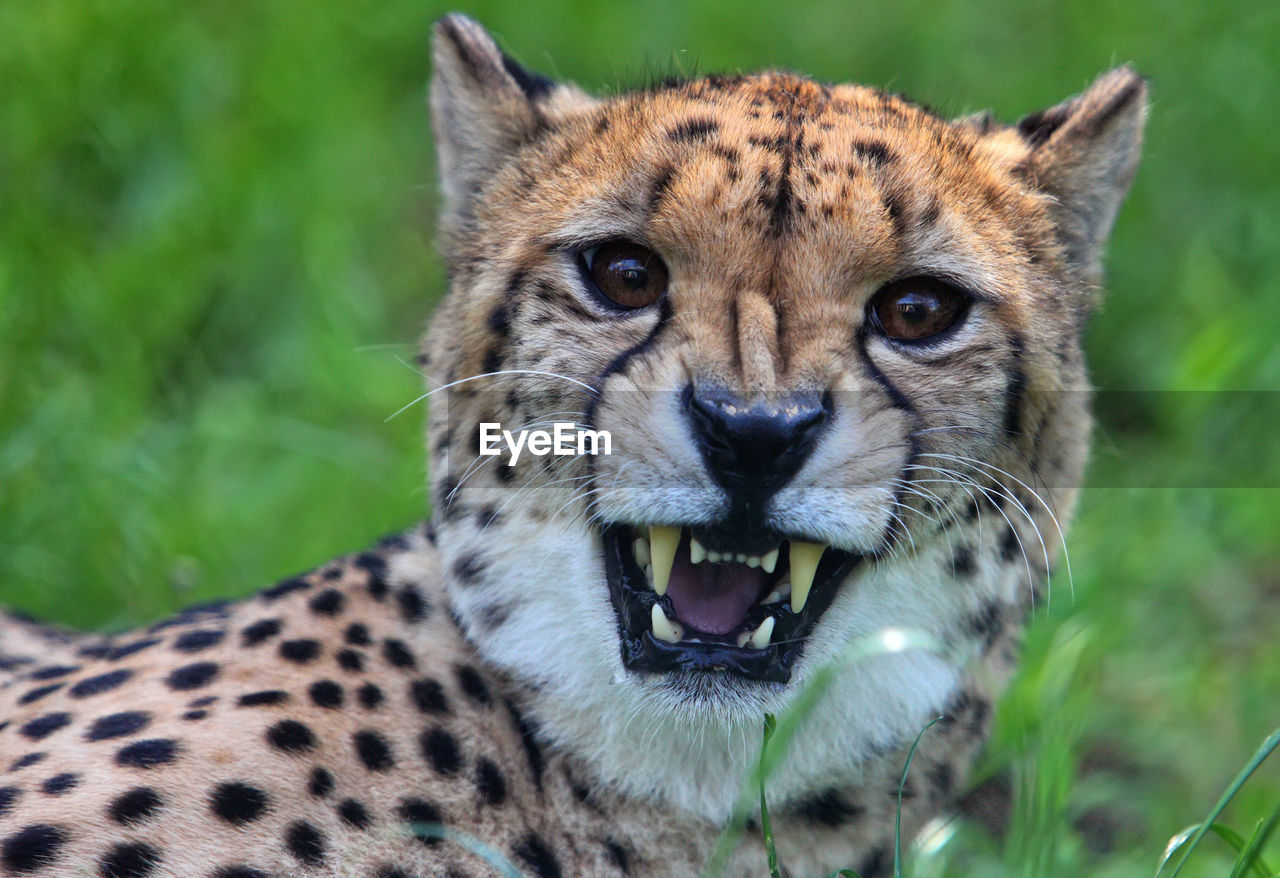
[0,14,1145,877]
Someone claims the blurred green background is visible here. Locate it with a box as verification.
[1,0,1277,873]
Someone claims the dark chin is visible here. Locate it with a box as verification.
[601,523,862,685]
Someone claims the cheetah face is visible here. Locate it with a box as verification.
[424,14,1144,764]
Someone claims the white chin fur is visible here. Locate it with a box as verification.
[445,513,975,822]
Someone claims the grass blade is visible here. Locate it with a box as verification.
[1228,801,1280,878]
[1157,725,1280,877]
[761,713,782,878]
[895,717,944,878]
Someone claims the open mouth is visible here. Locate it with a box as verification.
[602,523,862,683]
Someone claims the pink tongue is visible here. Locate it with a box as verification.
[666,555,767,635]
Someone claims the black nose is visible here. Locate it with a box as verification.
[685,385,831,502]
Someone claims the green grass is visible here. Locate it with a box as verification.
[2,0,1278,874]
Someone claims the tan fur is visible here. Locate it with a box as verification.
[0,15,1145,877]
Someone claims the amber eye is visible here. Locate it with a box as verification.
[869,277,970,342]
[582,241,669,310]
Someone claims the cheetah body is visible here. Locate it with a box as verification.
[0,14,1146,878]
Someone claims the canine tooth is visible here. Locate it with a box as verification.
[761,548,779,574]
[689,538,706,565]
[649,526,680,596]
[633,538,650,569]
[746,555,760,568]
[749,616,776,649]
[789,542,826,613]
[651,603,682,643]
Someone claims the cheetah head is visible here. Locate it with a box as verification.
[421,15,1145,816]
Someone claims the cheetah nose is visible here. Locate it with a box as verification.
[684,385,831,504]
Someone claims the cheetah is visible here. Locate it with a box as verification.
[0,14,1146,878]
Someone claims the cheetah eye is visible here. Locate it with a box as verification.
[580,241,669,310]
[868,276,971,343]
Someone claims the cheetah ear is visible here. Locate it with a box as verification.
[430,14,554,230]
[1017,66,1148,273]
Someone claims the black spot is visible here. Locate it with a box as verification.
[951,546,975,576]
[238,690,289,708]
[928,762,955,798]
[858,846,892,878]
[19,712,71,741]
[284,824,327,870]
[357,683,383,709]
[382,639,416,670]
[376,869,412,878]
[210,782,269,825]
[181,710,208,721]
[309,680,344,709]
[410,679,449,714]
[513,833,562,878]
[355,553,389,599]
[336,649,364,672]
[165,661,219,690]
[188,695,217,707]
[881,190,908,238]
[285,821,326,866]
[308,589,345,616]
[279,639,321,663]
[452,552,486,586]
[475,506,500,529]
[115,739,180,769]
[70,669,132,698]
[0,787,20,817]
[29,665,78,681]
[307,766,333,798]
[106,639,160,660]
[667,117,719,143]
[108,788,162,825]
[396,587,428,623]
[853,139,896,168]
[17,683,62,705]
[648,164,676,212]
[173,629,224,652]
[420,727,461,775]
[9,753,44,771]
[454,665,490,706]
[398,799,443,846]
[475,757,507,807]
[353,730,394,771]
[344,623,371,646]
[261,576,311,601]
[791,788,864,827]
[214,869,269,878]
[1000,525,1021,561]
[266,720,316,754]
[602,839,631,873]
[969,602,1005,650]
[506,700,545,787]
[39,773,78,795]
[480,343,503,376]
[337,799,371,829]
[1,824,66,873]
[488,300,511,337]
[241,618,282,646]
[86,711,151,741]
